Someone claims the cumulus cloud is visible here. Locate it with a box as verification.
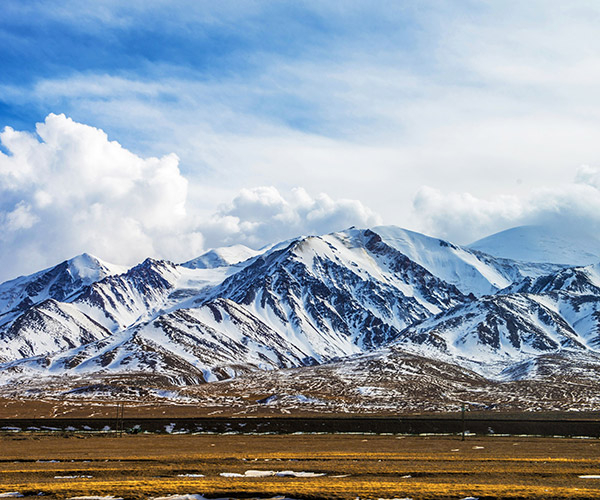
[413,165,600,244]
[0,114,381,281]
[200,186,382,249]
[0,113,203,279]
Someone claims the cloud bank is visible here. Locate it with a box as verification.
[200,186,381,249]
[1,113,599,282]
[414,166,600,244]
[5,1,600,230]
[0,113,202,277]
[0,114,380,281]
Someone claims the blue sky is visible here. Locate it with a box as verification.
[0,2,442,149]
[2,1,600,279]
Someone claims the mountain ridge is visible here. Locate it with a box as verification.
[1,224,599,411]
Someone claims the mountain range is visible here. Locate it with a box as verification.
[1,224,599,412]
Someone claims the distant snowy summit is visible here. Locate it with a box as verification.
[182,244,261,269]
[469,225,600,266]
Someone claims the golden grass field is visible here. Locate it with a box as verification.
[2,433,600,499]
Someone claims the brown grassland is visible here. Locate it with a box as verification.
[2,433,600,499]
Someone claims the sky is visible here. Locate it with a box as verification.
[2,1,600,281]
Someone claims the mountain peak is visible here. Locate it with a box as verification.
[0,252,123,319]
[182,244,260,269]
[468,225,600,266]
[66,253,114,282]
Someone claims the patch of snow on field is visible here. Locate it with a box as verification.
[67,497,123,500]
[220,470,325,478]
[356,386,381,396]
[244,470,275,477]
[580,475,600,478]
[151,496,208,500]
[176,473,205,477]
[151,496,298,500]
[0,494,24,498]
[276,471,326,477]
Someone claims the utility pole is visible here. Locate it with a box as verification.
[115,402,124,437]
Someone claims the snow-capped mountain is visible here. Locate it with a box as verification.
[0,299,112,362]
[181,244,261,269]
[0,256,240,363]
[72,258,182,332]
[500,263,600,350]
[1,224,600,408]
[0,253,125,326]
[373,226,560,296]
[1,227,474,380]
[503,262,600,296]
[469,225,600,265]
[396,293,586,377]
[203,229,470,356]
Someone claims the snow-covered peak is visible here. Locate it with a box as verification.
[66,253,127,282]
[469,225,600,266]
[181,244,261,269]
[583,263,600,287]
[0,253,124,319]
[207,226,470,359]
[370,225,515,296]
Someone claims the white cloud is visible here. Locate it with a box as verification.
[5,3,600,275]
[0,114,381,281]
[0,113,202,279]
[413,166,600,244]
[6,0,600,225]
[200,186,381,249]
[575,165,600,189]
[3,202,39,231]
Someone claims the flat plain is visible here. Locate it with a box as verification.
[2,433,600,499]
